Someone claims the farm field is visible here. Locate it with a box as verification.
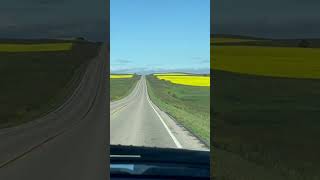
[212,37,320,179]
[110,74,134,78]
[110,74,140,101]
[153,73,189,76]
[155,74,210,87]
[0,43,73,52]
[146,74,210,145]
[211,45,320,79]
[0,41,100,129]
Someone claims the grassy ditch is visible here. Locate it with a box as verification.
[110,74,140,101]
[146,75,210,145]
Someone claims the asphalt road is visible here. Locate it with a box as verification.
[0,45,108,179]
[111,76,208,151]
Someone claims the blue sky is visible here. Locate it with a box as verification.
[111,0,210,74]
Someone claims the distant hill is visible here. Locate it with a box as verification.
[211,34,320,48]
[0,38,93,44]
[212,34,320,41]
[211,34,267,40]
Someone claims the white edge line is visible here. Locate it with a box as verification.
[144,77,183,149]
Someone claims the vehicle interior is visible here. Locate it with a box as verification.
[110,145,210,179]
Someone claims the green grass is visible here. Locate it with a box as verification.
[212,42,320,179]
[146,75,210,145]
[110,75,140,101]
[0,43,73,52]
[211,45,320,79]
[0,41,100,129]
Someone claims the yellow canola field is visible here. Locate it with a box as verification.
[110,74,133,79]
[156,75,210,87]
[153,73,189,76]
[0,43,73,52]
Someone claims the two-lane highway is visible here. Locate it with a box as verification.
[0,45,207,179]
[0,45,108,180]
[111,76,208,150]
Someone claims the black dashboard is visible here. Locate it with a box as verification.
[110,145,210,180]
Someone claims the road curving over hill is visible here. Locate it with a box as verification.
[111,76,208,151]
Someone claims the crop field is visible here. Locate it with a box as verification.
[0,42,100,129]
[110,74,134,79]
[211,45,320,79]
[155,75,210,87]
[0,43,73,52]
[212,37,320,179]
[147,75,210,145]
[153,73,189,76]
[110,74,140,101]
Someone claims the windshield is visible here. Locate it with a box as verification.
[110,0,210,152]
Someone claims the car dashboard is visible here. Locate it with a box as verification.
[110,145,210,180]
